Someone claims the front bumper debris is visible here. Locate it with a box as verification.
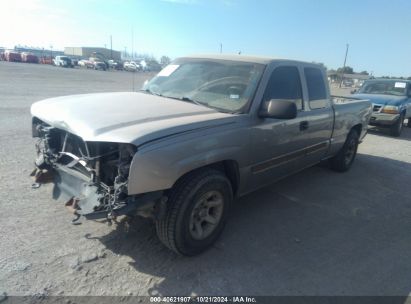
[31,164,165,223]
[369,113,400,126]
[30,119,166,224]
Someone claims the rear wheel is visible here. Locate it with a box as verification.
[329,129,359,172]
[155,168,232,256]
[389,113,404,136]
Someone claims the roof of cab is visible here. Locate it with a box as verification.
[181,54,317,66]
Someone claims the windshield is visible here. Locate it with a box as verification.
[143,58,265,113]
[358,80,407,96]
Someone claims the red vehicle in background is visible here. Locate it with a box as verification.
[40,57,53,64]
[4,50,22,62]
[21,52,39,63]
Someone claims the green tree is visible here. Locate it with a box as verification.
[337,66,354,74]
[312,62,327,70]
[160,56,171,67]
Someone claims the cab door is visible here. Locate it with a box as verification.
[248,65,310,191]
[294,66,334,167]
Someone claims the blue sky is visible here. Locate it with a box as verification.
[2,0,411,76]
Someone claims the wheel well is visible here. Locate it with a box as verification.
[172,160,240,197]
[220,160,240,196]
[351,123,362,136]
[197,160,240,196]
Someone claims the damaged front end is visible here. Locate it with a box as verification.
[31,118,164,223]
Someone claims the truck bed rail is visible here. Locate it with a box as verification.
[332,95,369,104]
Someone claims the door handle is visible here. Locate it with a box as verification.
[300,121,309,131]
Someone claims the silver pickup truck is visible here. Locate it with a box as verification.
[30,55,371,255]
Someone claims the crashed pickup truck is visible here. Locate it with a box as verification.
[30,55,372,256]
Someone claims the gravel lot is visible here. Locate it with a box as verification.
[1,61,411,297]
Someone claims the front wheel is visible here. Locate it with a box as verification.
[155,168,232,256]
[329,129,359,172]
[389,113,404,137]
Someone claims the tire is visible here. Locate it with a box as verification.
[329,129,359,172]
[155,168,233,256]
[389,113,404,137]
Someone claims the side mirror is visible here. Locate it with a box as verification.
[259,99,297,119]
[350,89,358,94]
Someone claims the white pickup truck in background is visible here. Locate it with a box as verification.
[52,56,73,68]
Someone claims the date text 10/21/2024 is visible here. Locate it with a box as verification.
[149,296,257,303]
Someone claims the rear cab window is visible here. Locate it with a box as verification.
[304,67,329,109]
[263,66,303,110]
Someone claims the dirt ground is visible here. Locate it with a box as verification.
[1,62,411,297]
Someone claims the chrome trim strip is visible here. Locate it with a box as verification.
[251,141,328,174]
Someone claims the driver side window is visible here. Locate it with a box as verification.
[263,66,303,110]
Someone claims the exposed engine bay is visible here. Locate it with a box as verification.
[31,118,164,223]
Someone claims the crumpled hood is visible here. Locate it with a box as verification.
[31,92,235,145]
[353,93,407,106]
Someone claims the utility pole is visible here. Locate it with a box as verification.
[339,43,349,88]
[110,35,113,59]
[220,43,222,54]
[131,26,135,91]
[131,27,134,59]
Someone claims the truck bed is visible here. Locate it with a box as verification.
[332,95,370,104]
[327,96,372,156]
